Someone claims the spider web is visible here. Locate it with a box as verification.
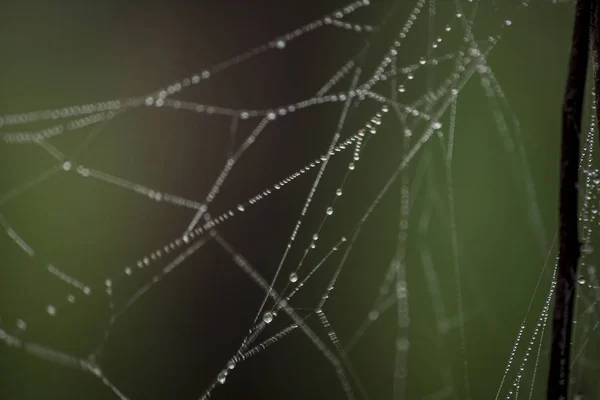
[0,0,598,399]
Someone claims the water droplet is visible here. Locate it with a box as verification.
[504,19,512,26]
[16,319,27,330]
[396,338,410,351]
[227,360,236,370]
[336,188,343,196]
[348,163,355,170]
[47,305,56,316]
[263,311,274,324]
[67,294,76,303]
[578,276,587,285]
[276,40,286,49]
[62,161,72,171]
[369,310,379,320]
[419,58,426,65]
[289,272,298,283]
[310,243,316,249]
[432,122,442,130]
[398,85,405,93]
[326,207,334,216]
[312,233,319,241]
[237,204,245,212]
[217,370,228,384]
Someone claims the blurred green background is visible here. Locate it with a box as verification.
[1,1,598,399]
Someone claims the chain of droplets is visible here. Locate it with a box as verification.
[2,30,448,327]
[308,0,513,360]
[0,100,132,130]
[241,105,387,338]
[147,0,371,106]
[149,84,436,121]
[204,234,356,400]
[580,93,597,259]
[498,92,597,400]
[358,0,479,96]
[1,2,390,331]
[0,0,370,131]
[302,0,464,317]
[503,265,556,400]
[211,106,389,388]
[1,0,540,396]
[313,307,371,400]
[280,126,367,293]
[185,51,376,234]
[222,235,348,378]
[225,0,492,376]
[3,112,115,143]
[7,130,364,329]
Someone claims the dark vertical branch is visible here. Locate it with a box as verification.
[593,1,600,125]
[547,1,592,399]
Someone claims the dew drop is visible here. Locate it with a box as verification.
[336,188,343,196]
[289,272,298,283]
[47,305,56,316]
[419,57,426,65]
[276,40,286,49]
[263,311,274,324]
[348,163,355,170]
[227,360,236,370]
[237,204,245,212]
[326,207,334,216]
[398,85,405,93]
[432,122,442,130]
[504,19,512,26]
[67,294,76,303]
[62,161,72,171]
[578,276,587,285]
[312,233,319,241]
[396,338,410,351]
[217,370,228,384]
